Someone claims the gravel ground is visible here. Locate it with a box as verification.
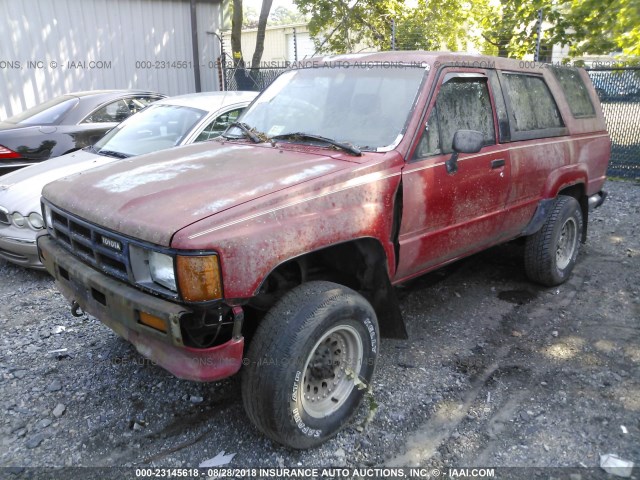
[0,179,638,475]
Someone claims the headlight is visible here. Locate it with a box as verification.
[11,212,25,228]
[27,212,44,230]
[176,255,222,302]
[129,246,222,302]
[43,204,53,230]
[149,251,177,291]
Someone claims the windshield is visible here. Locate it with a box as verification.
[5,97,79,125]
[235,66,426,150]
[94,104,207,157]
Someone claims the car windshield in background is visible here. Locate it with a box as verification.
[94,104,207,157]
[4,97,79,125]
[234,66,426,150]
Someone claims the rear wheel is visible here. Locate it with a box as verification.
[241,281,379,449]
[525,195,583,286]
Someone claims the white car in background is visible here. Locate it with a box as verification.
[0,91,258,269]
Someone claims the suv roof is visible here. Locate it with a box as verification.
[314,51,561,73]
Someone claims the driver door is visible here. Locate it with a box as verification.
[395,71,511,280]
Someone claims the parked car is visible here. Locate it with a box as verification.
[589,70,640,101]
[0,91,257,269]
[37,52,610,448]
[0,90,165,175]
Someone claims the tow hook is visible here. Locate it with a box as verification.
[70,301,84,317]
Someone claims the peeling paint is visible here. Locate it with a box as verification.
[280,165,336,185]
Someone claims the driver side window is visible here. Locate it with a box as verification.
[414,76,496,159]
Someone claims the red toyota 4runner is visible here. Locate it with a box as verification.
[37,52,610,448]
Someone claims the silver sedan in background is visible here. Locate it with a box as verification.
[0,90,258,269]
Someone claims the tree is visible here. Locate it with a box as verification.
[473,0,639,59]
[476,0,558,59]
[229,0,274,89]
[251,0,274,72]
[394,0,479,52]
[291,0,638,60]
[269,6,308,25]
[231,0,244,68]
[243,5,259,29]
[293,0,405,54]
[292,0,541,56]
[546,0,640,57]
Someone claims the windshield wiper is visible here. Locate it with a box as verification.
[271,132,361,156]
[96,149,130,159]
[223,122,261,143]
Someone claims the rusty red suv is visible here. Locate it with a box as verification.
[38,52,610,448]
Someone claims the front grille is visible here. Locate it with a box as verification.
[0,208,9,225]
[47,204,130,281]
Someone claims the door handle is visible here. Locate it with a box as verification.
[491,159,505,169]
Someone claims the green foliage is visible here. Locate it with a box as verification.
[394,0,478,52]
[290,0,639,59]
[243,5,260,29]
[547,0,640,56]
[477,0,552,58]
[293,0,405,53]
[269,6,308,25]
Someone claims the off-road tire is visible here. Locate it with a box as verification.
[525,195,583,286]
[241,281,379,449]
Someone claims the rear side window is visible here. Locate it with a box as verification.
[551,67,596,118]
[502,74,564,132]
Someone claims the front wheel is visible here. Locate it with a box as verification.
[241,281,379,449]
[525,195,583,286]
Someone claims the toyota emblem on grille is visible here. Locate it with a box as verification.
[101,236,122,251]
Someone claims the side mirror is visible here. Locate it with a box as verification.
[445,129,485,174]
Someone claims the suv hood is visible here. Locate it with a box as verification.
[42,142,352,246]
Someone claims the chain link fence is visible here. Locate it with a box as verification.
[587,67,640,179]
[221,60,285,92]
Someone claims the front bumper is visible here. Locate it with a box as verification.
[38,235,244,382]
[0,234,43,269]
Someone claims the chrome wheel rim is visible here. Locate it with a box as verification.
[556,217,578,270]
[301,325,363,418]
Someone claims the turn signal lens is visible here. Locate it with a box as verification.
[139,311,168,333]
[176,255,222,302]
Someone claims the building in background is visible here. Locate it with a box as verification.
[0,0,224,120]
[221,23,317,65]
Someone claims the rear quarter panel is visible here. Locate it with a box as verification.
[502,68,610,236]
[544,68,610,196]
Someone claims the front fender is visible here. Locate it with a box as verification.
[171,159,404,300]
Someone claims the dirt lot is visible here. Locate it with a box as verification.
[1,179,638,476]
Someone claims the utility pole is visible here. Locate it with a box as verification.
[391,19,396,51]
[534,9,543,62]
